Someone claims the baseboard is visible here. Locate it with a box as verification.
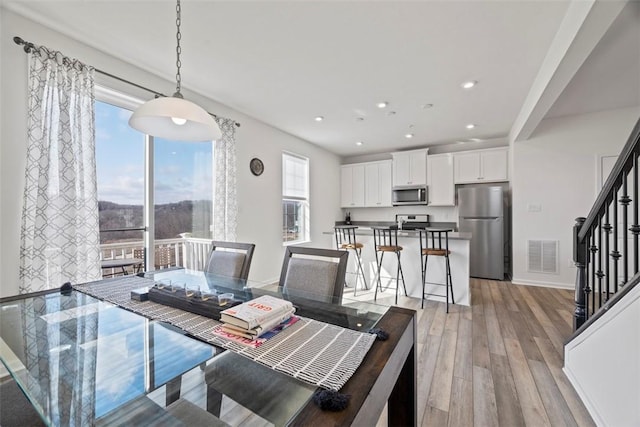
[511,277,574,290]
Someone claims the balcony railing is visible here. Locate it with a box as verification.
[100,237,213,277]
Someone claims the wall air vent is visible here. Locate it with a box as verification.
[527,240,558,274]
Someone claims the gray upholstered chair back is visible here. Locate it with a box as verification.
[204,241,255,280]
[278,246,348,301]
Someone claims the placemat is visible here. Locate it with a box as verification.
[74,276,376,391]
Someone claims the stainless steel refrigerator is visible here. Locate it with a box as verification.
[458,186,504,280]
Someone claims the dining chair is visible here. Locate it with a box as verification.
[155,246,176,269]
[0,380,45,426]
[278,246,349,301]
[205,241,256,280]
[133,248,146,272]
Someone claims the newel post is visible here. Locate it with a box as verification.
[573,217,587,330]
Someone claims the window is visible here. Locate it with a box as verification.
[282,152,309,244]
[154,137,214,241]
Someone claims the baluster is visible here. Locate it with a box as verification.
[590,230,597,314]
[632,154,640,275]
[604,205,611,301]
[574,217,587,330]
[612,188,620,293]
[597,215,604,310]
[181,240,187,269]
[584,228,591,318]
[620,173,630,286]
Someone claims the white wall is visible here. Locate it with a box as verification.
[511,107,640,288]
[0,9,342,296]
[564,283,640,426]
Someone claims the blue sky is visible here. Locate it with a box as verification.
[95,101,213,205]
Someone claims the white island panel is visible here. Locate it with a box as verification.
[333,229,470,306]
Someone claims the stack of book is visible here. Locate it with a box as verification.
[219,295,297,339]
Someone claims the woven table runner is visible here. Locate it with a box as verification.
[74,276,376,391]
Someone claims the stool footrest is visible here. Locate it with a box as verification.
[423,281,448,287]
[424,292,449,298]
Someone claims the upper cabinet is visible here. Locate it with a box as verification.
[453,147,509,184]
[392,149,428,187]
[427,153,455,206]
[340,164,365,207]
[365,160,392,207]
[341,160,392,208]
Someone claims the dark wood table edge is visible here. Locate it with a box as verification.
[289,305,417,426]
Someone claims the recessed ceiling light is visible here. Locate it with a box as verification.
[469,138,483,142]
[405,133,414,139]
[421,103,434,109]
[376,101,388,109]
[466,124,476,129]
[355,141,363,146]
[461,81,477,89]
[314,116,324,122]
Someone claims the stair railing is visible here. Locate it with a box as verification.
[572,117,640,336]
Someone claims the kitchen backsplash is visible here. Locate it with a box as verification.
[342,205,459,223]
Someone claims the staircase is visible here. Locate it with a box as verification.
[565,117,640,426]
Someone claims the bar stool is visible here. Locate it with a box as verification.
[419,228,455,312]
[372,226,407,304]
[334,225,368,295]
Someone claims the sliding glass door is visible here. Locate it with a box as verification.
[95,100,146,274]
[95,94,214,274]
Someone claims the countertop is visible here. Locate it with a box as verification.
[327,222,471,240]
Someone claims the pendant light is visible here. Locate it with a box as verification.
[129,0,221,141]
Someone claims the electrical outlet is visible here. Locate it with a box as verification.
[527,203,542,213]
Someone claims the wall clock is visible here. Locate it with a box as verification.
[250,158,264,176]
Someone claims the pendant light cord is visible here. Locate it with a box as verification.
[174,0,183,98]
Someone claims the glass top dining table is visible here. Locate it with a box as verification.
[0,268,414,426]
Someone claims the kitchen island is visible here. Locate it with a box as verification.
[326,227,471,306]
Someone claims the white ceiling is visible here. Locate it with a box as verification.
[4,1,638,156]
[545,0,640,119]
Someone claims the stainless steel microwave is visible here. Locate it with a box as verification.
[392,186,428,206]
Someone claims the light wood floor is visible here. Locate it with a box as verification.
[363,278,595,427]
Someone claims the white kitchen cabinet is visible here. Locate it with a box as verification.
[340,164,365,207]
[427,153,455,206]
[392,149,428,187]
[453,147,509,184]
[365,160,392,207]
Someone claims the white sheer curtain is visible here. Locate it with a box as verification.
[213,117,238,241]
[19,46,101,293]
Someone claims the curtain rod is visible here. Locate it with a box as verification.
[13,36,241,128]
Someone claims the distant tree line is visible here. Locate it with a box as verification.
[99,200,212,243]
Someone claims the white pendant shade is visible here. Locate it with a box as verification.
[129,96,222,141]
